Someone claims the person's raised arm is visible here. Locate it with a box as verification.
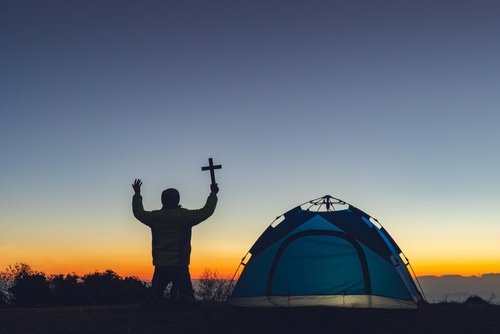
[182,184,219,226]
[132,179,142,195]
[132,179,153,225]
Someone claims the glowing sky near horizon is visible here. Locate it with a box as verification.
[1,1,499,280]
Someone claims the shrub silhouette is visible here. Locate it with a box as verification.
[1,263,148,307]
[3,263,52,307]
[0,274,11,309]
[81,270,148,305]
[82,270,124,305]
[464,295,489,305]
[195,268,235,302]
[121,276,148,304]
[50,274,85,306]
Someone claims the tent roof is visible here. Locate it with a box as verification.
[250,195,400,262]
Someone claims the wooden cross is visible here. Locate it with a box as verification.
[201,158,222,185]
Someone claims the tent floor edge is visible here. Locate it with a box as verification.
[226,295,417,309]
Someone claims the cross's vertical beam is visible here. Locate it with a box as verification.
[201,158,222,185]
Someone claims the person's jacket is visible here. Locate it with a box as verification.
[132,193,217,266]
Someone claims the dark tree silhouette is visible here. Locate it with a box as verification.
[50,273,84,306]
[0,273,12,307]
[121,276,148,304]
[4,263,52,307]
[195,268,235,302]
[1,264,149,307]
[0,263,24,306]
[82,270,123,305]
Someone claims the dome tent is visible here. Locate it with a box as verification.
[227,195,424,309]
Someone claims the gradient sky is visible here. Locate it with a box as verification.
[1,1,499,281]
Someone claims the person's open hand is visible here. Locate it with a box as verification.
[132,179,142,194]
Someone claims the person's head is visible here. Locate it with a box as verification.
[161,188,180,209]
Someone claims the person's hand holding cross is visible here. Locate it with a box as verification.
[202,158,221,194]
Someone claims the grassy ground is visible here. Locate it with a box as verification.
[1,302,500,334]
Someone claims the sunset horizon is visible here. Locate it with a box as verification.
[3,246,499,281]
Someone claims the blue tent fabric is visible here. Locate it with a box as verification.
[269,232,369,296]
[227,196,424,309]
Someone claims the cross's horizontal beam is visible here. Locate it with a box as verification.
[201,158,222,185]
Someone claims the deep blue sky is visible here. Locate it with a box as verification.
[1,1,499,277]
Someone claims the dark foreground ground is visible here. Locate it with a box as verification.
[1,302,500,334]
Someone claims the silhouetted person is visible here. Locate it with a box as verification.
[132,179,218,309]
